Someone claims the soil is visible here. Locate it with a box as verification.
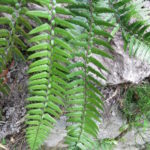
[0,62,28,150]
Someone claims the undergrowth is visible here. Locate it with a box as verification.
[123,84,150,128]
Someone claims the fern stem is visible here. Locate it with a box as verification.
[74,0,94,147]
[31,1,56,149]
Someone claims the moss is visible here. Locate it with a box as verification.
[123,84,150,127]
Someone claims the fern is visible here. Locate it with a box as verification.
[65,0,113,149]
[1,0,150,150]
[25,0,74,149]
[0,0,30,94]
[26,0,113,149]
[109,0,150,63]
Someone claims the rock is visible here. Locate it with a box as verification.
[96,32,150,85]
[43,104,150,150]
[98,105,125,139]
[0,63,28,140]
[44,116,67,149]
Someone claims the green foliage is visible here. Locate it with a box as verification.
[65,1,113,149]
[110,0,150,62]
[86,138,116,150]
[0,0,150,150]
[25,0,74,149]
[24,0,114,149]
[0,0,30,94]
[123,84,150,128]
[1,138,6,145]
[99,139,117,150]
[145,143,150,150]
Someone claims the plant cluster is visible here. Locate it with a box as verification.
[123,84,150,128]
[0,0,150,150]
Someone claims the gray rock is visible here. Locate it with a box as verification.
[98,32,150,85]
[43,104,150,150]
[44,116,67,149]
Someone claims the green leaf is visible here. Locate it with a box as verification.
[94,7,115,13]
[18,16,32,30]
[47,102,62,113]
[56,0,75,4]
[27,43,50,52]
[0,17,11,25]
[94,18,115,27]
[28,78,48,86]
[29,34,50,43]
[29,84,47,91]
[0,29,9,37]
[88,66,106,80]
[54,27,74,39]
[26,103,45,109]
[33,0,50,6]
[28,51,50,59]
[28,65,49,73]
[13,46,25,61]
[29,58,49,68]
[14,36,26,49]
[93,38,114,50]
[0,0,17,5]
[26,10,51,19]
[67,70,84,79]
[29,72,49,81]
[27,96,46,102]
[56,7,72,15]
[94,28,113,38]
[0,38,7,46]
[29,23,51,35]
[48,95,64,105]
[89,56,108,72]
[91,47,113,58]
[55,17,74,29]
[43,114,56,123]
[55,38,72,51]
[53,47,71,58]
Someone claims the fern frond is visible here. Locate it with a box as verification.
[110,0,150,62]
[65,0,113,149]
[26,0,74,149]
[0,0,31,94]
[0,6,12,94]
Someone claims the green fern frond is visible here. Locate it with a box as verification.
[0,0,30,94]
[110,0,150,62]
[65,0,113,149]
[26,0,74,149]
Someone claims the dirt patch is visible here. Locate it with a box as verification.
[0,62,28,149]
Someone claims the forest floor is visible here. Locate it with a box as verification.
[0,62,28,150]
[0,62,150,150]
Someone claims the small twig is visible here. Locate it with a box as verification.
[16,116,26,125]
[114,127,130,141]
[105,87,120,103]
[19,138,25,150]
[10,137,24,150]
[0,121,6,124]
[0,143,9,150]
